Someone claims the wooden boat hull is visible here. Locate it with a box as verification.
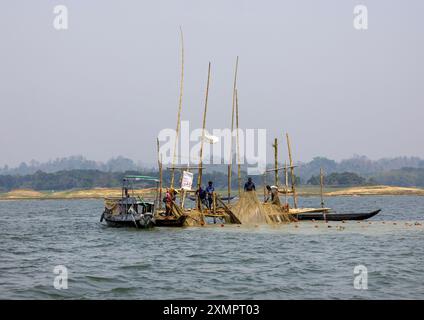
[296,209,381,221]
[154,215,188,227]
[102,213,155,228]
[289,207,331,214]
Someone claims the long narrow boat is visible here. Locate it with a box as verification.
[295,209,381,221]
[154,215,188,227]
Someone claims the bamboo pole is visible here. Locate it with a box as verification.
[196,63,211,217]
[227,56,239,203]
[320,167,327,221]
[266,165,296,172]
[286,133,298,208]
[215,195,242,224]
[320,168,325,208]
[197,63,211,192]
[284,161,288,206]
[181,165,189,209]
[235,89,241,197]
[157,138,163,209]
[159,154,163,209]
[168,165,204,169]
[170,27,184,188]
[179,168,184,191]
[154,180,159,214]
[273,138,279,187]
[213,193,216,215]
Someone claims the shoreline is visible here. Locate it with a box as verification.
[1,185,424,200]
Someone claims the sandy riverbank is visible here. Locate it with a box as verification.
[0,188,158,200]
[324,185,424,196]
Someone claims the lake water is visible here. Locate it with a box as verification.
[1,196,424,299]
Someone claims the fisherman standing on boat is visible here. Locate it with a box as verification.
[205,181,215,210]
[265,185,281,205]
[164,188,177,216]
[244,177,256,192]
[195,186,208,209]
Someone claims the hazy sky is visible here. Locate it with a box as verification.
[0,0,423,167]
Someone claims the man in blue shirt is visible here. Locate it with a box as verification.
[205,181,215,209]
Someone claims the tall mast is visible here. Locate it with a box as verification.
[284,161,288,206]
[157,138,163,209]
[235,89,241,196]
[197,62,211,192]
[170,27,184,188]
[273,138,279,186]
[286,133,298,208]
[227,56,239,203]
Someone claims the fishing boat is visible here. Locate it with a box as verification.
[295,209,381,221]
[154,191,190,227]
[100,175,159,228]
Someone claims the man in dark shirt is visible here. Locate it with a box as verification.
[195,186,208,209]
[244,177,256,192]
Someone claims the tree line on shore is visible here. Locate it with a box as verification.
[0,169,245,192]
[0,167,424,192]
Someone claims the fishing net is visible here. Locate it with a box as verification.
[184,209,205,226]
[231,191,296,224]
[104,198,121,215]
[262,203,297,223]
[230,191,272,224]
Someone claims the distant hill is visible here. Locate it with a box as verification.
[370,167,424,187]
[307,172,366,186]
[0,169,247,192]
[0,156,155,175]
[296,155,424,181]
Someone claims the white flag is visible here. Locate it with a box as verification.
[203,133,219,144]
[181,171,194,190]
